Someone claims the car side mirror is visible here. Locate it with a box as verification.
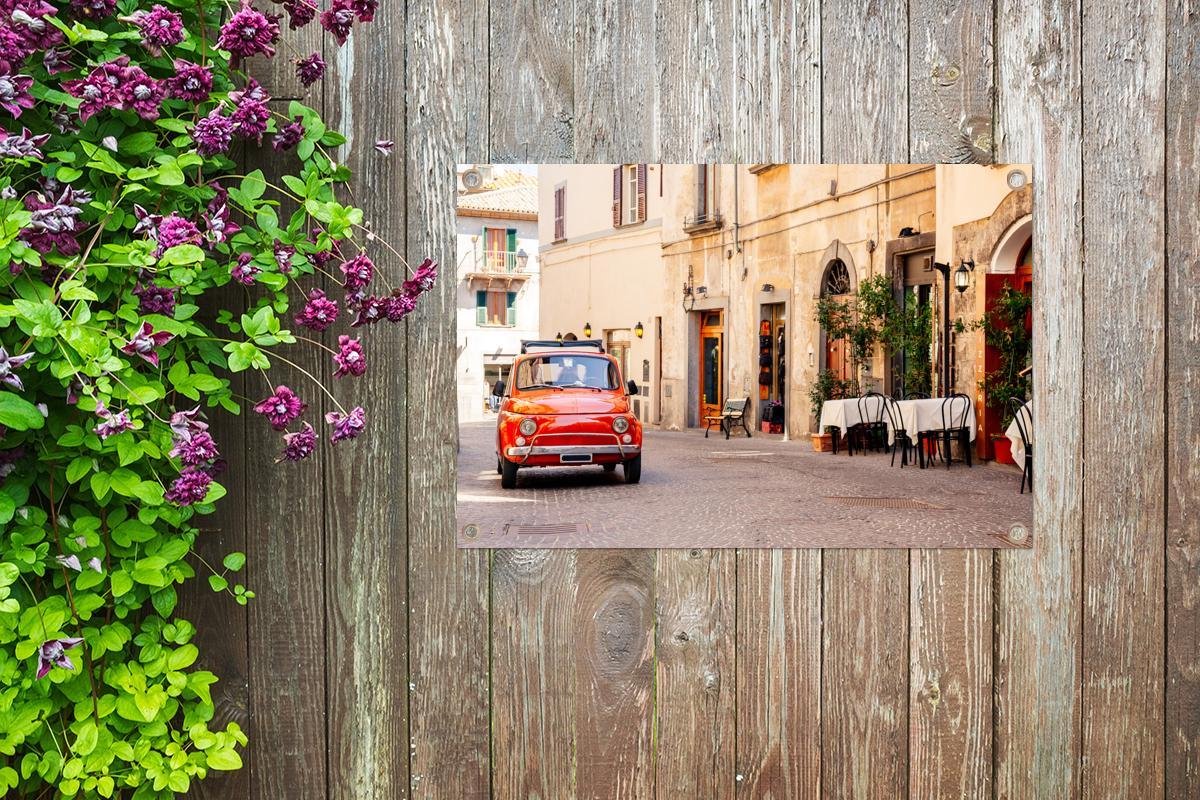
[627,380,638,396]
[492,380,506,397]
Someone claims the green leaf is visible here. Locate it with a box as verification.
[208,574,228,592]
[72,721,98,757]
[206,748,243,771]
[66,456,93,484]
[110,571,133,598]
[0,393,46,431]
[155,161,185,186]
[158,243,206,266]
[222,552,246,572]
[131,481,164,506]
[0,493,14,525]
[120,131,158,155]
[240,169,267,201]
[167,644,198,671]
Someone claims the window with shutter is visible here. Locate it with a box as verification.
[475,290,486,325]
[636,164,647,222]
[696,165,709,219]
[612,166,622,227]
[553,186,565,241]
[506,291,517,327]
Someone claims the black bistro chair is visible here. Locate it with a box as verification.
[935,393,973,469]
[1009,397,1033,493]
[882,396,915,467]
[858,391,888,453]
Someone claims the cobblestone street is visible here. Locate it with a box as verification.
[456,421,1033,548]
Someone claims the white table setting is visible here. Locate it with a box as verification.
[818,395,887,443]
[1005,399,1032,464]
[886,396,977,446]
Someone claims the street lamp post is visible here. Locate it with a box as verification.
[931,258,975,394]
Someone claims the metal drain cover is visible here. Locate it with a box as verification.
[824,496,947,510]
[504,522,590,536]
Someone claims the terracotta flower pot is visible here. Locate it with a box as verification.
[811,432,832,452]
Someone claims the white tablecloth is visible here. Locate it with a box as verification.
[818,396,886,438]
[887,397,977,445]
[1006,400,1032,463]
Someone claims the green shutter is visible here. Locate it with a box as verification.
[476,290,486,325]
[506,291,517,327]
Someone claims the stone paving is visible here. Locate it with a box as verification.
[455,420,1034,548]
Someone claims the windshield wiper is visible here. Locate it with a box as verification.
[522,383,563,391]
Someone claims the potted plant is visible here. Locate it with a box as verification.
[964,285,1032,463]
[807,370,858,451]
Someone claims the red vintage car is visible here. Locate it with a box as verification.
[492,340,642,489]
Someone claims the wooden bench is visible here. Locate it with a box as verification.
[704,397,752,439]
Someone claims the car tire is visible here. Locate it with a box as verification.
[623,455,641,484]
[602,463,617,473]
[500,458,519,489]
[496,457,502,475]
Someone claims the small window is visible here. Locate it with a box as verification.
[553,185,566,241]
[626,165,639,224]
[478,289,516,327]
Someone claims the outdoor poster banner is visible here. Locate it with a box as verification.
[455,164,1035,548]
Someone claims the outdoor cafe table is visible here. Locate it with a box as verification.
[1006,399,1032,463]
[886,397,977,446]
[818,395,886,446]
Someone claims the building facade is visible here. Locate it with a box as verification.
[537,164,667,422]
[455,166,540,423]
[535,163,1033,457]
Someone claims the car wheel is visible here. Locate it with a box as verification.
[623,455,641,484]
[496,457,502,475]
[500,458,519,489]
[602,463,617,473]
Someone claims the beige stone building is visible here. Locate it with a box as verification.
[536,163,1032,457]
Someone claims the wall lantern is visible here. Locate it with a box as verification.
[583,322,592,338]
[555,331,563,343]
[954,259,976,293]
[761,283,775,293]
[516,249,529,270]
[634,321,644,339]
[696,285,708,297]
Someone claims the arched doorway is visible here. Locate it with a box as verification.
[820,257,855,384]
[980,215,1033,458]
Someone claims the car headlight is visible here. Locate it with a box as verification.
[612,416,629,434]
[518,418,537,436]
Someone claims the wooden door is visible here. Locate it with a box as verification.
[698,310,724,419]
[823,295,853,383]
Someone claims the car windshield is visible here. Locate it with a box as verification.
[514,354,619,390]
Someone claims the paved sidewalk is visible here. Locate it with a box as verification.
[456,421,1033,548]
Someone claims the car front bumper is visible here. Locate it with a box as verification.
[504,443,640,458]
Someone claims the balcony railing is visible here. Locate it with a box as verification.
[683,211,724,234]
[472,249,529,275]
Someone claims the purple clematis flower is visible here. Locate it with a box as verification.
[129,5,185,53]
[402,257,438,298]
[295,288,339,331]
[283,0,317,28]
[217,1,281,58]
[70,0,116,20]
[0,346,34,390]
[332,335,366,378]
[192,108,234,156]
[169,430,219,466]
[0,74,35,117]
[94,402,132,439]
[230,252,260,285]
[169,405,208,441]
[272,117,305,151]
[0,126,50,159]
[319,0,355,44]
[87,557,103,573]
[203,184,240,244]
[350,295,387,327]
[339,252,374,291]
[277,422,316,462]
[295,52,325,86]
[133,283,176,315]
[374,139,393,156]
[325,406,365,443]
[118,66,164,120]
[384,291,416,322]
[121,321,174,366]
[37,637,83,679]
[254,385,306,430]
[165,466,212,505]
[229,80,271,141]
[166,59,213,102]
[273,239,295,273]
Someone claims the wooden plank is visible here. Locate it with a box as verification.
[736,551,822,799]
[490,550,577,798]
[574,0,658,160]
[241,109,330,800]
[656,0,735,160]
[733,0,821,163]
[906,3,996,797]
[992,0,1084,795]
[654,549,736,799]
[908,551,992,799]
[449,0,489,158]
[820,3,910,797]
[1165,0,1199,795]
[573,551,655,799]
[406,1,491,796]
[1080,0,1167,796]
[321,3,410,795]
[489,0,575,161]
[908,0,995,163]
[246,14,325,100]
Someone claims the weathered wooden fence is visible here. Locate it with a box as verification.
[181,0,1198,797]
